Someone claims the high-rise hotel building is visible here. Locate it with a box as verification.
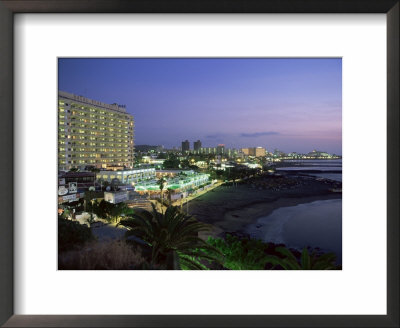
[58,91,134,170]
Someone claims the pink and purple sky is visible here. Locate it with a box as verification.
[59,58,342,155]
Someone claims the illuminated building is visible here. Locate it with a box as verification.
[241,148,250,155]
[58,91,134,170]
[241,147,266,157]
[135,171,209,192]
[98,167,156,184]
[198,147,216,155]
[227,148,239,158]
[307,150,331,158]
[254,147,266,157]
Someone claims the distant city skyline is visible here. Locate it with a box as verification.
[135,142,338,156]
[58,58,342,155]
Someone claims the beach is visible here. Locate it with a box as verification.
[188,174,342,237]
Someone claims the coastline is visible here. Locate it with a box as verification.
[188,174,342,237]
[221,193,341,234]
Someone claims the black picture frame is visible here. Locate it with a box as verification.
[0,1,398,327]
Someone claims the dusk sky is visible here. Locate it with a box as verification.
[58,58,342,155]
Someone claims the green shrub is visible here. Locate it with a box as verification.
[265,246,340,270]
[206,234,340,270]
[206,234,269,270]
[90,199,128,223]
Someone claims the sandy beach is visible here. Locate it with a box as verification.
[188,174,342,237]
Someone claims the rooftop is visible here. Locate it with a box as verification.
[59,90,127,114]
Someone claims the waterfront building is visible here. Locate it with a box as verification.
[58,91,134,170]
[156,169,183,178]
[307,150,331,158]
[194,140,202,151]
[181,140,190,153]
[98,167,156,185]
[135,171,210,193]
[244,162,262,169]
[287,152,300,158]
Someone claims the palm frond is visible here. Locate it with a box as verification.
[119,205,217,269]
[301,247,311,269]
[312,252,338,270]
[179,255,208,270]
[264,255,293,270]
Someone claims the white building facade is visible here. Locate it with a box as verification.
[98,168,156,184]
[58,91,135,170]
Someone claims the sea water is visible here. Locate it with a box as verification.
[277,159,342,182]
[245,199,342,264]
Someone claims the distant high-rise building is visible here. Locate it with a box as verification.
[181,140,190,153]
[226,148,238,158]
[254,147,266,157]
[216,144,225,155]
[58,91,134,170]
[194,140,202,151]
[199,147,216,155]
[241,148,250,155]
[241,147,266,157]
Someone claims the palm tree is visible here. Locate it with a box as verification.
[110,202,127,224]
[157,177,167,211]
[166,188,173,206]
[111,178,120,191]
[265,246,339,270]
[118,204,222,269]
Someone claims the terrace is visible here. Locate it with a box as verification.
[134,172,210,193]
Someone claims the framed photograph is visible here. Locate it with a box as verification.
[56,57,344,272]
[0,1,398,327]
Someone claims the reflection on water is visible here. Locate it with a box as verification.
[277,159,342,182]
[282,159,342,165]
[277,166,341,171]
[246,199,342,264]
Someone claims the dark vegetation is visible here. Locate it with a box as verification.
[59,202,340,270]
[58,216,93,253]
[118,204,222,269]
[205,234,341,270]
[88,199,133,223]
